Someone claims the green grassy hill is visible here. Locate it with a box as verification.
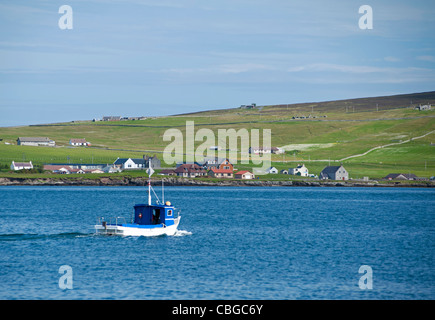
[1,91,434,179]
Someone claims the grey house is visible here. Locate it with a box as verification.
[319,165,349,180]
[144,155,161,169]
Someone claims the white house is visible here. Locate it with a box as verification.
[271,147,284,154]
[11,161,33,171]
[249,147,271,154]
[113,156,161,170]
[103,165,122,173]
[249,146,284,154]
[266,166,278,174]
[57,167,71,174]
[415,104,431,111]
[209,146,222,151]
[69,138,90,146]
[89,169,104,174]
[289,164,309,176]
[70,168,86,174]
[114,158,145,170]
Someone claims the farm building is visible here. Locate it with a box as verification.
[17,137,55,147]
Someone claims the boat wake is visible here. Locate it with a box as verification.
[0,232,94,241]
[0,230,191,241]
[173,230,192,237]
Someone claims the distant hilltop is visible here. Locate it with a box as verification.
[37,91,435,124]
[175,91,435,116]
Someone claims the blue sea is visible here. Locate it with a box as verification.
[0,186,434,300]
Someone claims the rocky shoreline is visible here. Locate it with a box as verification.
[0,176,433,188]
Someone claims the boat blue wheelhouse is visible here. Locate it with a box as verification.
[132,202,178,228]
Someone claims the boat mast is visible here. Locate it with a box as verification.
[146,162,155,206]
[148,178,151,205]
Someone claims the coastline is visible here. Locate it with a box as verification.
[0,176,433,188]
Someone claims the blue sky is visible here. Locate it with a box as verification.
[0,0,434,126]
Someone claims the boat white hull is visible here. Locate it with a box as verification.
[95,217,181,237]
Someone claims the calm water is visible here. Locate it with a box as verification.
[0,186,434,300]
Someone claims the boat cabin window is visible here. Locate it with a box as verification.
[167,209,173,217]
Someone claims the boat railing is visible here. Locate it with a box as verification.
[96,216,127,226]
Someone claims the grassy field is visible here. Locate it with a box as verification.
[1,92,434,180]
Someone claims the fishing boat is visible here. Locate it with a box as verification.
[94,164,181,236]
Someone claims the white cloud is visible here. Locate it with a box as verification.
[72,0,185,8]
[215,63,273,74]
[164,63,274,75]
[416,55,435,62]
[288,63,386,74]
[287,66,306,72]
[286,63,435,84]
[384,56,401,62]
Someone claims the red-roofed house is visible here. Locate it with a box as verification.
[235,170,255,179]
[208,167,234,178]
[43,164,72,174]
[159,169,176,176]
